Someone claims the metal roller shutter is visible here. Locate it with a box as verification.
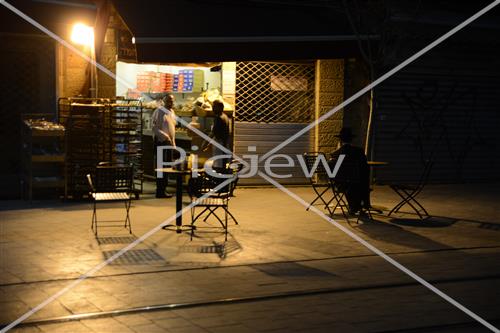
[373,42,500,184]
[234,122,312,185]
[234,61,316,185]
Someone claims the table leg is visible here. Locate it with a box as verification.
[162,171,195,234]
[175,173,182,233]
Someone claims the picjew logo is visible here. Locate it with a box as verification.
[156,145,345,179]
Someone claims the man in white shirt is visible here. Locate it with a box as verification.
[152,94,176,198]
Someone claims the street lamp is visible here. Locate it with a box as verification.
[71,23,94,46]
[71,23,97,97]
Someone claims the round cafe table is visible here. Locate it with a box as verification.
[367,161,389,166]
[155,167,200,233]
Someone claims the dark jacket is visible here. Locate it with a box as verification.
[329,143,370,211]
[213,113,230,146]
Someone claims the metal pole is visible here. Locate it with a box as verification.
[365,88,374,157]
[89,43,98,98]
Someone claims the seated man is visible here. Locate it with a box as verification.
[329,127,370,215]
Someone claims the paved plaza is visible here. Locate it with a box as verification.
[1,183,500,332]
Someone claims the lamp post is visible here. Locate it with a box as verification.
[71,23,97,97]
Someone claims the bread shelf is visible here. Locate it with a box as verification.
[58,98,144,199]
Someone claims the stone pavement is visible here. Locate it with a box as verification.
[1,183,500,332]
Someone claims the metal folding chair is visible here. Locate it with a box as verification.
[388,159,433,219]
[327,176,350,219]
[188,171,238,241]
[87,163,134,236]
[327,155,372,223]
[200,160,242,226]
[303,152,332,211]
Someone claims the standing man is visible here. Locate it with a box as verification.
[152,94,176,198]
[201,100,231,170]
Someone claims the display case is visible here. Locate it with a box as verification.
[21,115,65,201]
[109,99,144,196]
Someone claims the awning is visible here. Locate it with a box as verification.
[113,0,374,63]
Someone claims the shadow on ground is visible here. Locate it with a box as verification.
[389,215,458,228]
[352,215,457,251]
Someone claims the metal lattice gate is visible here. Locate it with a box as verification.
[234,61,316,185]
[235,62,315,123]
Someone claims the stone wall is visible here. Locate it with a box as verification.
[97,24,116,98]
[96,6,125,98]
[56,5,130,99]
[315,59,344,154]
[56,43,89,98]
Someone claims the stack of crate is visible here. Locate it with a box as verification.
[180,69,192,91]
[173,73,181,92]
[137,72,176,93]
[139,69,204,93]
[173,69,204,92]
[150,72,161,92]
[159,73,174,92]
[137,71,154,92]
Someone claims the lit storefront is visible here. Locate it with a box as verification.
[0,0,367,198]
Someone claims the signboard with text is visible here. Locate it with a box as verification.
[116,28,136,62]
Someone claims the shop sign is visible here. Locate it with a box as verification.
[271,75,308,91]
[116,28,136,61]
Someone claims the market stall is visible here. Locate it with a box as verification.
[115,61,234,178]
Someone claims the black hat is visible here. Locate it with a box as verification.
[335,127,355,141]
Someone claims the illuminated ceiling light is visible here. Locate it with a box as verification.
[71,23,94,46]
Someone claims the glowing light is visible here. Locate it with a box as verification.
[71,23,94,46]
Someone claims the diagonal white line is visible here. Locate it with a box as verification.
[0,3,251,330]
[3,0,499,331]
[259,0,500,162]
[0,176,235,333]
[257,171,500,333]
